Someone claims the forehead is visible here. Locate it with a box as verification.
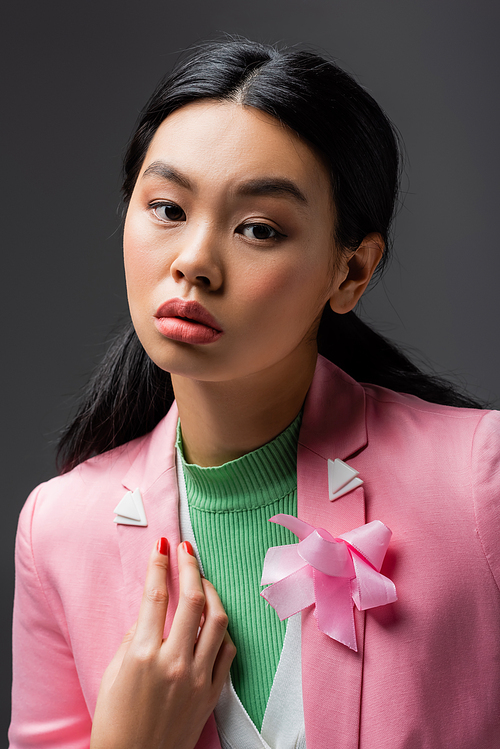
[139,100,331,196]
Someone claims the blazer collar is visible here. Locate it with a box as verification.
[121,401,179,494]
[300,354,367,462]
[119,355,367,501]
[117,403,181,635]
[298,355,368,749]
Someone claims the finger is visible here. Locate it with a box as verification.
[100,620,138,688]
[118,619,138,652]
[194,578,230,665]
[167,541,206,653]
[211,630,237,692]
[134,538,170,650]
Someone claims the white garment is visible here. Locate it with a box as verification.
[177,453,306,749]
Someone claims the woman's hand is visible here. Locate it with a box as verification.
[90,539,236,749]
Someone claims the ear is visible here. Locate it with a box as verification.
[329,233,384,314]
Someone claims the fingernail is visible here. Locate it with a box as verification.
[156,537,169,555]
[183,541,195,556]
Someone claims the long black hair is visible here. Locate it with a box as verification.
[57,38,482,474]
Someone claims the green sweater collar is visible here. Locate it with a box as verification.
[176,411,302,512]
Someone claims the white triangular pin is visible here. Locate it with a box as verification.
[328,459,363,501]
[113,490,141,521]
[114,488,148,526]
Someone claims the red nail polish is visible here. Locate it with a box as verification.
[156,537,169,555]
[183,541,195,556]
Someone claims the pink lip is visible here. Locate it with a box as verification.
[154,299,223,345]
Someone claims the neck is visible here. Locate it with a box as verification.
[172,349,317,467]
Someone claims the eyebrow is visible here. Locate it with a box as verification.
[142,162,192,189]
[237,178,307,205]
[142,161,308,206]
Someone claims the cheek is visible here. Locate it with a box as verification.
[234,264,294,313]
[123,217,164,296]
[236,256,330,330]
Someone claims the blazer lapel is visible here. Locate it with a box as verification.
[116,403,181,634]
[298,356,368,749]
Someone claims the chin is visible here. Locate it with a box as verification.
[144,343,232,381]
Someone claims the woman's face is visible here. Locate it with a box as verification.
[124,100,345,385]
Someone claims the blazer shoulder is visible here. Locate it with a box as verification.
[360,383,497,475]
[471,409,500,591]
[360,386,500,588]
[362,381,488,423]
[20,404,179,558]
[19,432,148,551]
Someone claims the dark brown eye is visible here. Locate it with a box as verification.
[240,223,282,240]
[153,203,186,222]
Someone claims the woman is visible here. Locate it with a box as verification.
[10,39,500,749]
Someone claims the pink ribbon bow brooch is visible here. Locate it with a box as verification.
[260,513,397,651]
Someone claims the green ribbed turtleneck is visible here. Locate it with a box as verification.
[176,413,300,730]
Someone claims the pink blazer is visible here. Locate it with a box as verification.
[10,356,500,748]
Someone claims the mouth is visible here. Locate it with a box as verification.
[154,298,223,345]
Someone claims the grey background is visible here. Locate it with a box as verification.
[2,0,499,740]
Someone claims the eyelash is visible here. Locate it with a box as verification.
[151,202,186,222]
[238,223,286,242]
[149,201,287,242]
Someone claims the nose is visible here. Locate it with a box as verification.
[170,224,223,291]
